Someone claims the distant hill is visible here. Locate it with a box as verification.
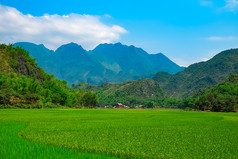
[153,48,238,98]
[73,78,164,107]
[14,42,184,85]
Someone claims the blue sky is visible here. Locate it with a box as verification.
[1,0,238,66]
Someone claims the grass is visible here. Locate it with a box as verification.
[0,109,237,158]
[0,121,116,159]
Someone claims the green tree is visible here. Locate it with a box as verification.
[81,92,98,108]
[144,101,157,108]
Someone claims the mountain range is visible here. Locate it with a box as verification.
[14,42,238,100]
[14,42,185,85]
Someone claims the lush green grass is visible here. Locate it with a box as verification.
[0,121,116,159]
[0,109,237,158]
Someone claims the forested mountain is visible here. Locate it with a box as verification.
[0,44,97,108]
[190,74,238,112]
[153,48,238,98]
[14,42,184,85]
[73,78,164,107]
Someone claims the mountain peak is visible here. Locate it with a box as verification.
[95,42,123,48]
[55,42,85,53]
[38,44,45,47]
[60,42,81,48]
[150,52,167,58]
[115,42,122,45]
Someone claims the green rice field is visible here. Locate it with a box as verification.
[0,109,237,159]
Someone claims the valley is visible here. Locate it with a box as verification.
[1,1,238,158]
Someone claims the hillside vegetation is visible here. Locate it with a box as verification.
[73,78,164,107]
[72,47,238,112]
[73,73,238,111]
[190,74,238,112]
[153,48,238,98]
[155,74,238,112]
[0,44,97,108]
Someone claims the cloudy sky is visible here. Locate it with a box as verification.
[1,0,238,66]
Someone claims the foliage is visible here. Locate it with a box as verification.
[159,98,184,108]
[74,74,238,112]
[73,78,164,107]
[143,100,157,108]
[0,109,237,158]
[158,74,238,112]
[190,74,238,112]
[76,91,98,108]
[153,48,238,98]
[0,44,97,108]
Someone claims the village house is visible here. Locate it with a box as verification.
[115,103,123,108]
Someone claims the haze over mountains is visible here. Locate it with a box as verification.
[14,42,184,85]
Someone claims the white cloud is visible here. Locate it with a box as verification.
[0,4,127,50]
[207,36,237,41]
[200,0,214,7]
[104,14,112,18]
[224,0,238,12]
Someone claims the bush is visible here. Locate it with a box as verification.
[143,101,157,108]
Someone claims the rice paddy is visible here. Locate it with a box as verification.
[0,109,237,158]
